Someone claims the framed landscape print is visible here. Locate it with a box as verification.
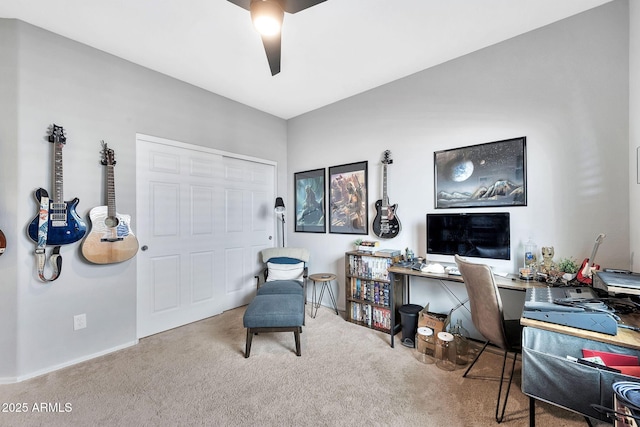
[328,161,368,235]
[294,168,326,233]
[434,137,527,209]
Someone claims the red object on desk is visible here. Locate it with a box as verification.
[612,366,640,377]
[576,233,606,285]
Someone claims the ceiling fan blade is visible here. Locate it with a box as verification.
[226,0,251,11]
[227,0,326,14]
[282,0,327,14]
[227,0,325,75]
[261,33,282,76]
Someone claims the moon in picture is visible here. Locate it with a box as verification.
[451,160,474,182]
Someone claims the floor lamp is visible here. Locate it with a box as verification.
[274,197,285,247]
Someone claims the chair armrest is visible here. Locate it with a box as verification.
[255,268,268,289]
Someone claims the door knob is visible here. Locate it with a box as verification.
[141,245,148,251]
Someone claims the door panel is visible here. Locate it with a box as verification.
[191,251,215,302]
[222,157,274,309]
[136,136,276,338]
[152,255,180,312]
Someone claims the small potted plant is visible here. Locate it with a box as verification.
[557,257,580,281]
[353,238,363,251]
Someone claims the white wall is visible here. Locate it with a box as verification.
[630,0,640,267]
[287,1,630,335]
[0,19,20,383]
[0,19,287,381]
[0,0,633,379]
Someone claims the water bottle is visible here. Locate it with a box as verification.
[524,238,537,268]
[449,319,470,366]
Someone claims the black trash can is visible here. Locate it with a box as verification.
[398,304,424,348]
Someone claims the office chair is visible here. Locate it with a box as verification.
[454,254,522,423]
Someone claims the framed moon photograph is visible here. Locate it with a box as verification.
[434,137,527,208]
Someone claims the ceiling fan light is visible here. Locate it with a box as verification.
[250,0,284,36]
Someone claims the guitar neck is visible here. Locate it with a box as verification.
[382,164,389,206]
[53,142,65,205]
[589,234,606,264]
[106,164,117,218]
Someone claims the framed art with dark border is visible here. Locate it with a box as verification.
[434,136,527,208]
[294,168,326,233]
[328,161,368,235]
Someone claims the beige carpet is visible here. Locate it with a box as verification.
[0,305,597,426]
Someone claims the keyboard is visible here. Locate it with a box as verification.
[446,267,461,276]
[522,286,618,335]
[524,286,599,311]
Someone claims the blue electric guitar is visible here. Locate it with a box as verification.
[28,125,87,245]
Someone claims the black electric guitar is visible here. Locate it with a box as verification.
[372,150,401,238]
[28,125,87,245]
[82,142,139,264]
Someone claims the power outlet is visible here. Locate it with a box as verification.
[73,314,87,331]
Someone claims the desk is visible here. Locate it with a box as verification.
[387,266,545,347]
[521,312,640,425]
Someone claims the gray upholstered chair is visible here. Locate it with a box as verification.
[243,248,310,357]
[454,254,522,423]
[255,247,310,323]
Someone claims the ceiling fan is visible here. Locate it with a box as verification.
[227,0,327,76]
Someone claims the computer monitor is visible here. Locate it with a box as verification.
[426,212,510,261]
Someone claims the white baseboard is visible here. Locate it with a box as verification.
[0,340,139,384]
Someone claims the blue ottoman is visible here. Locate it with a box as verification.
[243,293,304,357]
[256,280,304,295]
[257,280,306,326]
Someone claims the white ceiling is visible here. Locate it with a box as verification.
[0,0,613,119]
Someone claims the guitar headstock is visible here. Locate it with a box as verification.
[47,124,66,145]
[381,150,393,165]
[100,141,116,166]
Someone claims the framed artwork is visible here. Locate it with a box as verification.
[434,137,527,208]
[328,161,368,235]
[294,168,326,233]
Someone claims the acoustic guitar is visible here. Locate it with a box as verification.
[372,150,401,238]
[81,142,139,264]
[28,125,87,245]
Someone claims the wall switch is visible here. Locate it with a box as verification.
[73,314,87,330]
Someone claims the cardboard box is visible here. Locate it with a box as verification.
[416,304,449,355]
[417,304,449,334]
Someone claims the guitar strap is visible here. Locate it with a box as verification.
[35,192,62,282]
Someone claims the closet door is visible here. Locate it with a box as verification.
[136,135,275,338]
[221,156,275,310]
